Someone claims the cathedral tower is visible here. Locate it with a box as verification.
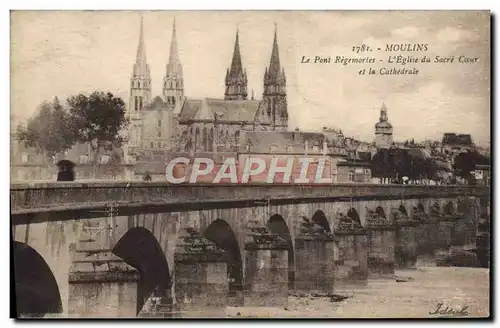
[261,25,288,130]
[374,103,393,148]
[163,19,184,114]
[128,17,151,148]
[129,17,151,119]
[224,29,248,100]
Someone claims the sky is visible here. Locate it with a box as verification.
[10,10,491,146]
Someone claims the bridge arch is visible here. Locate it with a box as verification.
[375,206,387,219]
[311,210,331,232]
[13,241,62,317]
[347,208,362,227]
[203,219,243,299]
[444,201,455,215]
[112,227,171,315]
[398,205,408,216]
[267,214,295,289]
[411,203,427,221]
[431,202,441,215]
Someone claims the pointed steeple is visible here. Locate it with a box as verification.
[268,24,281,79]
[166,18,182,77]
[133,16,150,78]
[163,18,184,113]
[229,29,243,77]
[224,28,247,100]
[129,15,151,119]
[262,24,288,130]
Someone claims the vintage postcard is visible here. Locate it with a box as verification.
[10,10,491,319]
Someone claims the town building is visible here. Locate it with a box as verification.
[441,133,474,156]
[10,134,53,181]
[11,134,134,182]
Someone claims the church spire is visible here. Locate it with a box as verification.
[166,17,182,77]
[224,28,247,100]
[133,16,149,78]
[163,18,184,113]
[129,15,151,121]
[267,24,281,80]
[264,24,285,94]
[229,28,243,77]
[261,24,288,131]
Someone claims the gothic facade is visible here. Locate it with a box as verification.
[126,18,289,159]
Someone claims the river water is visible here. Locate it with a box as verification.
[223,265,490,318]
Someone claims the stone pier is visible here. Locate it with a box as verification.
[334,213,368,286]
[413,207,438,257]
[451,208,477,249]
[476,212,490,268]
[244,220,288,307]
[68,249,139,318]
[431,205,454,252]
[365,209,396,278]
[173,228,228,317]
[393,208,418,269]
[294,217,336,293]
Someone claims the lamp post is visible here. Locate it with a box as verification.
[246,138,253,183]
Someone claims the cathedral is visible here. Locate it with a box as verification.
[126,18,289,158]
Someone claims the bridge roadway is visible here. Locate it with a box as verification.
[10,182,488,225]
[10,182,490,318]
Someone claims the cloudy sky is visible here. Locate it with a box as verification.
[11,11,490,146]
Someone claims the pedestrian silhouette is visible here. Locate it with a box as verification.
[143,171,152,182]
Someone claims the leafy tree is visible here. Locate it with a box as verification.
[453,150,490,181]
[371,148,397,183]
[107,147,125,179]
[372,147,442,184]
[67,91,128,177]
[16,97,76,165]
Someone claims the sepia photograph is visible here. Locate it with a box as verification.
[9,10,491,319]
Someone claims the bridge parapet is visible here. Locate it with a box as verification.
[10,182,489,219]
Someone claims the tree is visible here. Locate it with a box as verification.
[392,148,412,181]
[371,148,396,183]
[453,150,490,181]
[108,147,125,179]
[372,147,441,184]
[16,97,77,165]
[67,91,128,178]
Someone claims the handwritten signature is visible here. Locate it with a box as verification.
[429,302,469,316]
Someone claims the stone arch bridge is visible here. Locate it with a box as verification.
[10,182,490,318]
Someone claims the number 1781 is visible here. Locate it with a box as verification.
[352,45,371,53]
